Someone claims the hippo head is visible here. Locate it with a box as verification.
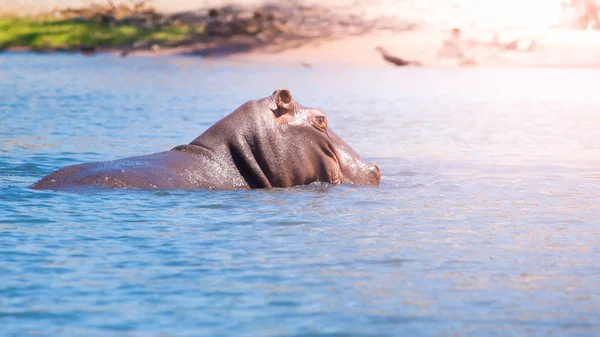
[190,89,380,188]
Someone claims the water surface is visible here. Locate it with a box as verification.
[1,54,599,336]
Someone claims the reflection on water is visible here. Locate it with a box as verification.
[0,53,599,336]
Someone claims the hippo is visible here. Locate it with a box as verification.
[30,89,380,191]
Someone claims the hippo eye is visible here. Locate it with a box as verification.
[311,113,327,132]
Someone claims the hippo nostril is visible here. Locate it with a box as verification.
[371,165,380,173]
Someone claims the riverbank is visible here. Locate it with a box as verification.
[2,1,600,68]
[237,26,600,69]
[0,2,413,59]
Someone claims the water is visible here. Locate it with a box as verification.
[1,53,599,337]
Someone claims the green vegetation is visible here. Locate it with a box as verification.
[0,17,201,50]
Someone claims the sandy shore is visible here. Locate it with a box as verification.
[4,0,600,68]
[109,26,600,69]
[242,29,600,69]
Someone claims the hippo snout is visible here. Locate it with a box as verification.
[369,164,381,186]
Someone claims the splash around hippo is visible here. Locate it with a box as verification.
[30,90,380,191]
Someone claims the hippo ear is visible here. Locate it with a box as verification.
[273,89,293,114]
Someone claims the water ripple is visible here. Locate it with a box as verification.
[0,55,599,337]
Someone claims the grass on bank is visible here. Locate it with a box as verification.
[0,17,201,50]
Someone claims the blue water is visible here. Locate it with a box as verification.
[1,53,599,336]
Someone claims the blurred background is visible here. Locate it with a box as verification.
[1,0,600,67]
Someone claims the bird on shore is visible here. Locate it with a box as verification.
[375,46,422,67]
[491,33,536,52]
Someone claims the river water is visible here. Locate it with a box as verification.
[1,53,599,336]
